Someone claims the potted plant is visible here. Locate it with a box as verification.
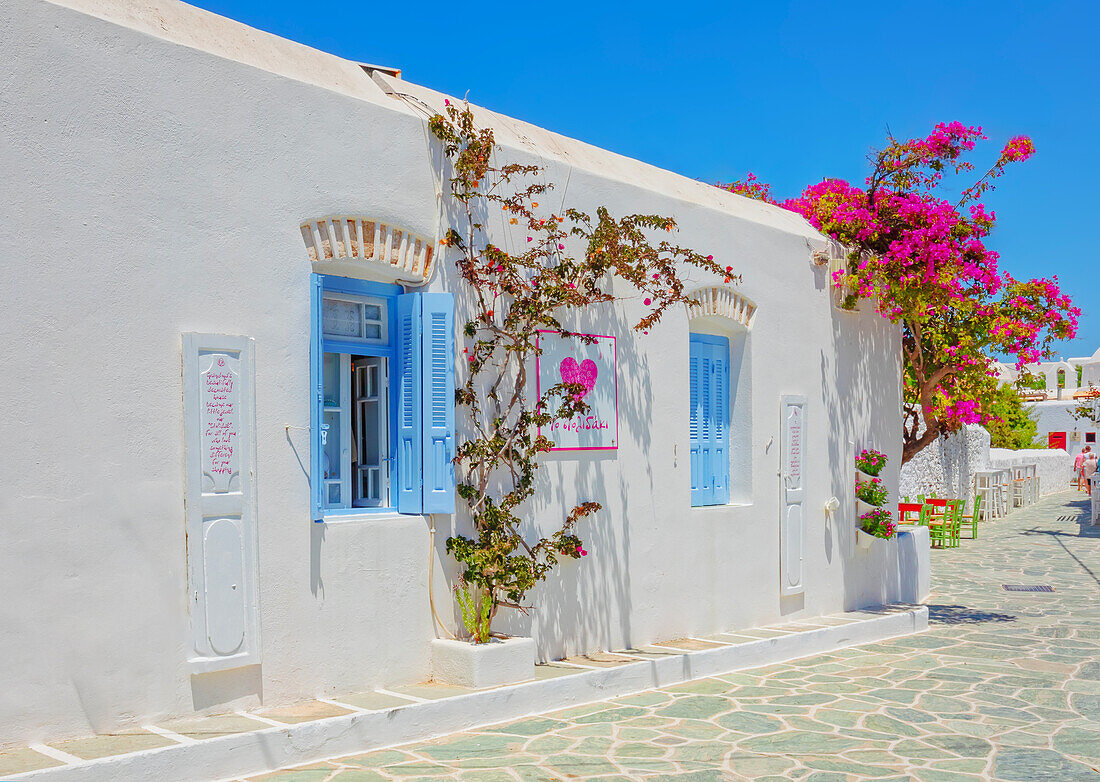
[855,448,887,477]
[855,475,888,517]
[431,583,537,689]
[857,507,898,549]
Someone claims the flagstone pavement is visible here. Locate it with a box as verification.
[251,492,1100,781]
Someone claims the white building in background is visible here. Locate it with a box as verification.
[0,0,919,751]
[1028,400,1100,453]
[996,347,1100,401]
[994,349,1100,451]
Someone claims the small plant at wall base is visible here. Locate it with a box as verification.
[430,100,736,642]
[860,507,898,540]
[856,476,889,506]
[855,449,887,476]
[454,583,493,644]
[722,124,1079,464]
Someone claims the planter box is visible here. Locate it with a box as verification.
[856,498,882,517]
[856,528,896,550]
[431,636,535,689]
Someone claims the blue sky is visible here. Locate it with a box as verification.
[191,0,1099,358]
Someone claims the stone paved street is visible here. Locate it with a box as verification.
[252,492,1100,781]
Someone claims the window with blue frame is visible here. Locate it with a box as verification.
[310,274,455,520]
[689,333,730,507]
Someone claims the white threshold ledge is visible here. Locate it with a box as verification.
[10,605,928,782]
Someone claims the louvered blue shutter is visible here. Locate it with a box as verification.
[711,340,731,505]
[689,335,730,507]
[310,274,325,522]
[689,340,705,506]
[701,349,715,503]
[421,293,456,513]
[396,293,424,514]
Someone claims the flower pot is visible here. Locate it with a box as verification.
[431,636,535,689]
[856,498,880,517]
[856,466,881,480]
[856,529,875,549]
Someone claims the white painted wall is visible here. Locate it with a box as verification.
[988,448,1074,496]
[899,425,991,500]
[0,0,903,746]
[900,425,1074,500]
[1028,400,1100,450]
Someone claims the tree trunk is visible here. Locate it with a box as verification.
[901,422,941,465]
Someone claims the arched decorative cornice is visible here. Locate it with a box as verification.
[300,216,435,285]
[687,286,756,330]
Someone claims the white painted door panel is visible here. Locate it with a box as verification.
[183,334,260,673]
[780,396,806,596]
[203,517,246,656]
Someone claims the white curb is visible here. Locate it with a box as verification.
[10,606,927,782]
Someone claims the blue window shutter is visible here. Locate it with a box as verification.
[711,341,731,505]
[689,345,704,506]
[420,293,456,513]
[689,334,730,507]
[396,293,424,514]
[310,274,325,522]
[700,350,714,503]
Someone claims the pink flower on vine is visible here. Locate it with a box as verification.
[643,298,651,306]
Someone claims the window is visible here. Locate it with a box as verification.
[320,291,393,510]
[689,333,730,506]
[1087,432,1096,444]
[310,274,455,520]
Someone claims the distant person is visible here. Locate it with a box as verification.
[1076,446,1092,491]
[1086,451,1099,493]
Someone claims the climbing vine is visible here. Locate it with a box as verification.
[429,101,735,642]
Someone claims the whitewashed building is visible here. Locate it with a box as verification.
[996,347,1100,402]
[0,0,916,749]
[994,349,1100,451]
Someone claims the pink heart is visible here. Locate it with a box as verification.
[560,357,598,400]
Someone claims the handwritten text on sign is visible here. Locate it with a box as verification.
[201,355,240,492]
[536,332,618,451]
[785,404,803,491]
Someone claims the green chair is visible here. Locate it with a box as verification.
[924,501,947,547]
[964,494,982,539]
[949,499,966,547]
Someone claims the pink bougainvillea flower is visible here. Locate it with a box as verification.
[643,298,651,305]
[527,237,532,243]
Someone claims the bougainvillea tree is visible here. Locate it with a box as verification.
[723,123,1079,463]
[430,101,735,642]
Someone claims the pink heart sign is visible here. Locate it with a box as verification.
[560,357,598,400]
